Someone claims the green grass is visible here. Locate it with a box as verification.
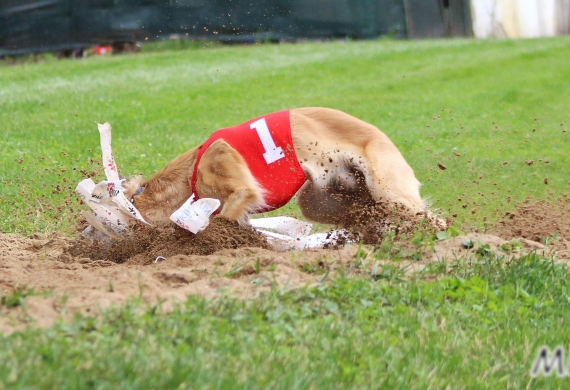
[2,37,570,233]
[2,250,570,388]
[2,37,570,388]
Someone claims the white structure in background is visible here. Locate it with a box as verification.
[470,0,570,38]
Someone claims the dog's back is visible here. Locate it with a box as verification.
[290,107,425,219]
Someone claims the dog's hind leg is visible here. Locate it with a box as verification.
[361,138,426,218]
[361,143,448,230]
[296,164,339,224]
[296,161,375,225]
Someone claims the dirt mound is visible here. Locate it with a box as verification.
[65,216,270,264]
[0,231,356,334]
[494,196,570,250]
[5,194,568,334]
[0,227,555,335]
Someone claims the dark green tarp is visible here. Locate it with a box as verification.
[0,0,471,56]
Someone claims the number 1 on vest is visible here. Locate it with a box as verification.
[250,118,285,164]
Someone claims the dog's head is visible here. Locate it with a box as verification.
[121,175,156,222]
[122,174,194,223]
[121,175,145,201]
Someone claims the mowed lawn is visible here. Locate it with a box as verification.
[1,37,570,389]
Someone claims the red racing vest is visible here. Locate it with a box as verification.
[190,110,307,213]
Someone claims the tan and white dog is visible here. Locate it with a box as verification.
[123,107,435,231]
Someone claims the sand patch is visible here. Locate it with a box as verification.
[0,230,351,334]
[3,195,567,335]
[493,196,570,255]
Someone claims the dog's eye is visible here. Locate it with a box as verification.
[130,185,145,205]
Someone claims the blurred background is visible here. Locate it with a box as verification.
[1,0,569,57]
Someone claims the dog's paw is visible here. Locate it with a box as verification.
[426,211,449,231]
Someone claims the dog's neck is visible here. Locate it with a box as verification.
[141,146,198,220]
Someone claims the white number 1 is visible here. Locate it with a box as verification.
[250,118,285,164]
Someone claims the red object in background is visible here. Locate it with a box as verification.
[93,45,113,55]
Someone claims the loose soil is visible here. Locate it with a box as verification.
[2,198,570,334]
[493,196,570,252]
[65,216,271,265]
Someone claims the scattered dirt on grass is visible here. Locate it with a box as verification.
[493,196,570,251]
[429,233,544,261]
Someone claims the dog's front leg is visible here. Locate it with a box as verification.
[219,187,260,223]
[196,140,265,224]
